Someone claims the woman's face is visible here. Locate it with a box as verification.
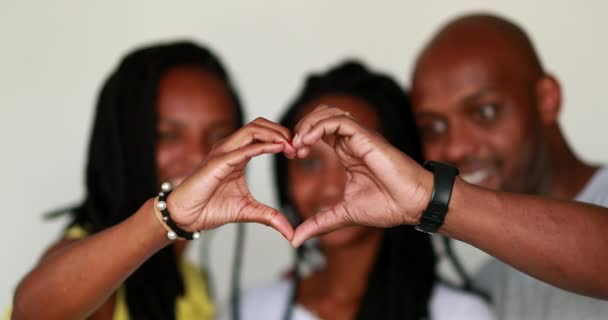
[288,94,381,248]
[156,66,238,187]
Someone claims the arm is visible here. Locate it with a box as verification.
[13,118,296,320]
[13,200,169,320]
[290,105,608,299]
[442,180,608,299]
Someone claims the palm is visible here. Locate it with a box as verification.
[291,106,429,246]
[328,135,407,228]
[165,117,296,240]
[198,170,273,230]
[169,155,280,231]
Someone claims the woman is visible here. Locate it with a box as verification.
[10,41,295,320]
[229,61,495,319]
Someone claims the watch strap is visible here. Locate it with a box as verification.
[415,161,459,233]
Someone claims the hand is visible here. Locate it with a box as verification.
[167,118,297,240]
[290,106,433,247]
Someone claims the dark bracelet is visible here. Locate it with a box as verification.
[415,161,459,234]
[155,182,200,240]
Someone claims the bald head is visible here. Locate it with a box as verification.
[414,14,544,85]
[410,13,563,195]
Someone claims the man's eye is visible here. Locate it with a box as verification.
[477,104,498,121]
[419,119,447,139]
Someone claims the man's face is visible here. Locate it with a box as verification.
[411,55,544,193]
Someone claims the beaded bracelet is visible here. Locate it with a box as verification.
[154,182,200,240]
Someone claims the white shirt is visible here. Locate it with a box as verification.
[219,279,495,320]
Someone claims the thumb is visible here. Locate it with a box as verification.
[291,207,350,247]
[238,202,294,241]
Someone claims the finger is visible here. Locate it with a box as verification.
[296,146,310,159]
[221,141,286,170]
[216,122,295,155]
[292,106,346,147]
[247,118,296,156]
[246,117,297,158]
[250,117,293,142]
[283,149,297,160]
[173,142,286,208]
[238,204,295,241]
[246,119,297,156]
[299,115,363,147]
[291,208,350,247]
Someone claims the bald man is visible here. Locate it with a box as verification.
[411,14,608,320]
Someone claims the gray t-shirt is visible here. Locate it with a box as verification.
[474,166,608,320]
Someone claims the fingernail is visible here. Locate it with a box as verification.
[292,134,299,146]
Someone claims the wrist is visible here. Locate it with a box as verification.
[165,191,199,232]
[414,161,459,233]
[408,165,434,225]
[157,182,201,240]
[137,198,174,248]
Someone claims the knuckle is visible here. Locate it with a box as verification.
[264,210,278,225]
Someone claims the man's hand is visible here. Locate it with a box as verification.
[290,106,433,246]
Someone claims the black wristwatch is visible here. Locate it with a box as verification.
[415,161,459,234]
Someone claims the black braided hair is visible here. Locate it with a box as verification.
[273,60,436,320]
[68,41,244,319]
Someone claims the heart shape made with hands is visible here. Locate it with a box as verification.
[169,107,427,248]
[286,106,427,247]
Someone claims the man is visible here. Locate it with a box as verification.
[410,13,608,319]
[289,105,608,300]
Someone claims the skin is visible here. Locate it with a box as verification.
[156,66,239,188]
[12,66,296,320]
[156,67,240,260]
[285,20,608,288]
[290,105,608,300]
[288,95,384,320]
[411,14,597,199]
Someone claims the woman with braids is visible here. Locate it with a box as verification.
[225,61,495,320]
[10,41,295,320]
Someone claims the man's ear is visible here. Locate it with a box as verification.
[535,74,562,125]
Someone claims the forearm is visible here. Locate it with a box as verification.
[440,179,608,299]
[13,199,171,320]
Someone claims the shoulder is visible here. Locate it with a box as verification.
[430,283,496,320]
[218,278,292,320]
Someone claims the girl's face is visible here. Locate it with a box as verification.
[155,66,238,187]
[288,94,382,248]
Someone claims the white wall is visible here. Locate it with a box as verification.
[2,0,607,309]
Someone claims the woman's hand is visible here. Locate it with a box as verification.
[167,118,297,240]
[290,106,433,246]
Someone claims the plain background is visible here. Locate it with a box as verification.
[2,0,607,309]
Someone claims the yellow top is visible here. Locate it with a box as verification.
[3,225,215,320]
